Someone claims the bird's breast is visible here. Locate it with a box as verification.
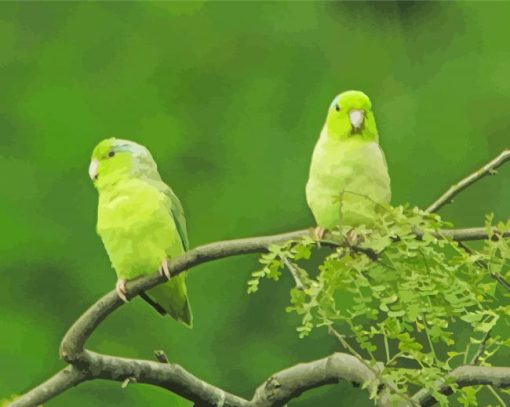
[96,178,179,239]
[307,137,391,203]
[96,182,179,280]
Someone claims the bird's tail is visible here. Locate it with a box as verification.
[145,274,193,328]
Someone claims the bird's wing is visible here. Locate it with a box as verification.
[379,144,390,172]
[139,179,192,324]
[165,185,190,251]
[147,179,189,251]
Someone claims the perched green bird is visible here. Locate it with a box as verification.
[89,138,192,327]
[306,90,391,238]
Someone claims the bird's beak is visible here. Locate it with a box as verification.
[349,109,365,130]
[89,159,98,181]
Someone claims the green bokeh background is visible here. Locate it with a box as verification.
[1,2,509,406]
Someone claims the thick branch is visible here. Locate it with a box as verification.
[10,366,87,407]
[84,351,248,407]
[59,226,506,361]
[438,227,510,241]
[412,365,510,406]
[11,352,248,407]
[11,351,383,407]
[250,352,381,407]
[426,149,510,213]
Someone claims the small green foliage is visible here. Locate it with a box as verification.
[247,241,295,293]
[249,205,510,404]
[457,386,481,406]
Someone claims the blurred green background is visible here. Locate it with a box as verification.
[1,2,509,406]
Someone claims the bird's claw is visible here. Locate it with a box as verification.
[159,259,171,280]
[346,228,362,246]
[313,226,326,241]
[116,279,129,303]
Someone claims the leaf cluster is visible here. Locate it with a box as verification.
[248,206,510,405]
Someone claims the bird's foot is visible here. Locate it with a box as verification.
[313,226,327,241]
[116,279,129,303]
[159,259,171,280]
[345,228,362,246]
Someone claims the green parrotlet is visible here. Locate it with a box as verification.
[306,90,391,238]
[89,138,192,327]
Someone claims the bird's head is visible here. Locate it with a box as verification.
[89,138,159,189]
[325,90,378,141]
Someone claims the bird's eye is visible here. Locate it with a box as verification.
[335,105,340,112]
[108,151,115,158]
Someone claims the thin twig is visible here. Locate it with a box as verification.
[328,326,367,363]
[382,329,391,365]
[488,385,507,407]
[458,240,510,292]
[282,257,305,290]
[427,149,510,213]
[470,330,492,365]
[328,327,419,407]
[423,317,437,361]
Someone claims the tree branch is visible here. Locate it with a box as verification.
[10,366,87,407]
[11,225,510,407]
[59,229,308,362]
[11,350,385,407]
[426,149,510,213]
[426,150,510,293]
[438,227,510,241]
[82,350,249,407]
[412,365,510,407]
[59,225,507,361]
[470,330,492,366]
[250,352,381,407]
